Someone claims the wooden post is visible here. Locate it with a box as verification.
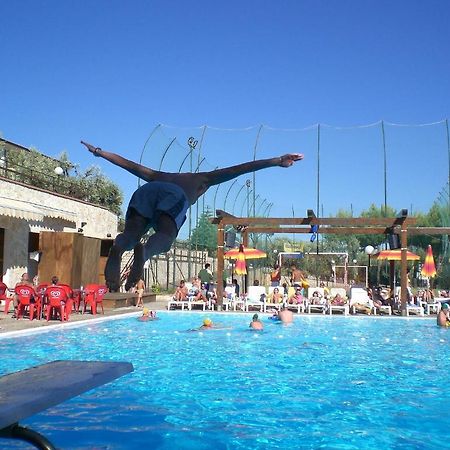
[400,223,408,314]
[389,260,395,292]
[242,231,249,292]
[216,220,225,309]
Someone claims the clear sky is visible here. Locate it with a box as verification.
[2,0,450,237]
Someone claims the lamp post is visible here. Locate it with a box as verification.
[54,166,64,193]
[364,245,375,288]
[245,179,251,217]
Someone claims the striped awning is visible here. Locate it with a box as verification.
[0,197,76,222]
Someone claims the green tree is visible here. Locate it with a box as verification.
[190,211,217,253]
[4,145,123,217]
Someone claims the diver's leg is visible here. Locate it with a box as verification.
[105,211,148,292]
[125,213,178,290]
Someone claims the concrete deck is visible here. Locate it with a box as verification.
[0,295,172,335]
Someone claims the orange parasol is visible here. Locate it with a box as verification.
[421,245,437,278]
[224,244,267,276]
[224,245,267,260]
[374,249,420,261]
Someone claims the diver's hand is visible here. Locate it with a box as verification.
[81,140,102,157]
[278,153,304,167]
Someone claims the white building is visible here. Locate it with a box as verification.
[0,139,118,287]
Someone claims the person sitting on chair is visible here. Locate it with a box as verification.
[173,280,188,301]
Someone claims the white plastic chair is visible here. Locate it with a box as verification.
[349,287,375,315]
[245,286,266,312]
[406,305,424,316]
[265,286,284,312]
[307,287,327,314]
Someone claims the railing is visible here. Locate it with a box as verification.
[0,163,96,204]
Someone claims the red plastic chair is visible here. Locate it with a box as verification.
[15,285,38,320]
[58,284,74,320]
[0,282,13,315]
[35,283,49,319]
[72,289,82,313]
[83,284,106,315]
[45,286,67,322]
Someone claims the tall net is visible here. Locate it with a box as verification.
[139,120,450,239]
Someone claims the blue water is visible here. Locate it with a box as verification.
[1,313,450,450]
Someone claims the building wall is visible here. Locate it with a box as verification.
[0,179,118,287]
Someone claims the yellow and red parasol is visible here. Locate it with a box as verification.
[421,245,437,278]
[224,244,267,276]
[374,249,420,261]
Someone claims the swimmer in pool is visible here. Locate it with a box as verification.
[437,303,450,327]
[249,313,264,330]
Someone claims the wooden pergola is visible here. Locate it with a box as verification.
[212,209,450,312]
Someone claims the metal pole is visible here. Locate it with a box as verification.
[252,125,263,218]
[186,137,198,281]
[213,183,222,215]
[381,120,388,216]
[232,183,246,215]
[256,198,268,216]
[158,137,177,171]
[138,124,161,187]
[241,188,252,217]
[223,179,238,213]
[316,124,320,255]
[446,119,450,209]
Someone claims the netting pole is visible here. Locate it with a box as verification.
[158,137,177,171]
[232,183,246,215]
[194,126,207,279]
[224,179,238,213]
[252,125,264,218]
[138,124,161,188]
[446,119,450,210]
[381,120,388,216]
[316,124,320,255]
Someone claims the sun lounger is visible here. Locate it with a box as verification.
[349,287,375,315]
[245,286,266,312]
[406,305,424,316]
[328,304,349,315]
[167,299,190,310]
[264,286,285,312]
[188,299,207,311]
[424,302,441,315]
[376,305,392,315]
[306,287,327,314]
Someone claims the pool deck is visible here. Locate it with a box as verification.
[0,295,173,335]
[1,295,436,335]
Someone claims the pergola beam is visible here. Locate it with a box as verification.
[212,209,448,314]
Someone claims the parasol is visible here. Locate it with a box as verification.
[224,244,267,276]
[373,249,420,261]
[224,245,267,260]
[374,249,420,291]
[421,245,437,278]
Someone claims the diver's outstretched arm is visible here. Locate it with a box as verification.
[81,141,160,182]
[203,153,303,187]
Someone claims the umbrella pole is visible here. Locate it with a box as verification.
[389,260,395,292]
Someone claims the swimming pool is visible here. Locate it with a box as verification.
[1,313,449,449]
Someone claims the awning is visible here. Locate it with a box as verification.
[0,197,76,222]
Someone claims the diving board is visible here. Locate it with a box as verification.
[0,360,134,449]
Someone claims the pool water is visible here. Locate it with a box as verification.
[1,313,449,449]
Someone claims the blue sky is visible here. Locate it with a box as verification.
[2,0,450,237]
